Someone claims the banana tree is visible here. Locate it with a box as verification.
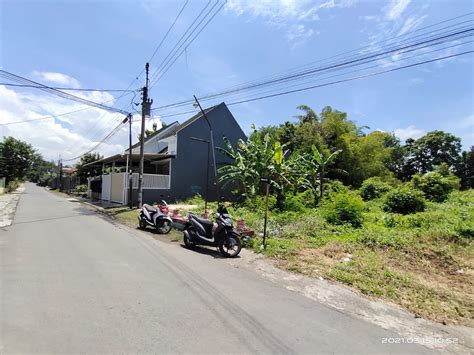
[218,130,298,207]
[218,130,276,198]
[308,144,342,199]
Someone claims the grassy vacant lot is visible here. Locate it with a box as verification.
[222,190,473,326]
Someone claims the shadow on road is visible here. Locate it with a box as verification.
[179,244,242,260]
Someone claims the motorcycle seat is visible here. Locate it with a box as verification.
[143,204,156,213]
[190,214,213,226]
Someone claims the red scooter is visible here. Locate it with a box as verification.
[138,200,173,234]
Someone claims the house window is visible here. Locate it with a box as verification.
[154,161,170,175]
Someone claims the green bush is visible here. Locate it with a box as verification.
[411,171,460,202]
[360,177,392,201]
[6,180,20,192]
[75,184,88,193]
[284,190,314,211]
[383,187,426,215]
[244,194,277,212]
[322,191,364,228]
[324,180,348,197]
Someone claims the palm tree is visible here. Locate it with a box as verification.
[295,105,318,124]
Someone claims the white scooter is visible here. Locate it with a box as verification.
[138,200,173,234]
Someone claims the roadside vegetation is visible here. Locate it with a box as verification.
[0,136,58,189]
[208,105,473,325]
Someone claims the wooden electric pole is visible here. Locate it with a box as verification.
[138,63,152,208]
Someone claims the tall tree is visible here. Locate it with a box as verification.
[416,131,460,173]
[294,105,318,123]
[0,137,35,183]
[458,146,474,189]
[75,152,103,183]
[27,153,57,185]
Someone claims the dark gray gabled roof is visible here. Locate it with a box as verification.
[174,103,223,133]
[124,102,225,152]
[126,121,179,152]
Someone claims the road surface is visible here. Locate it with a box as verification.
[1,183,432,353]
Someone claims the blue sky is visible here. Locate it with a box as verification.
[0,0,473,161]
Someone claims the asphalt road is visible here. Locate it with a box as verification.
[0,183,432,354]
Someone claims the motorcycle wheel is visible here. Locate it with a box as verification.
[156,220,172,234]
[139,218,147,229]
[218,233,242,258]
[183,230,195,249]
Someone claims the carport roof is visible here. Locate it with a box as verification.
[83,153,173,167]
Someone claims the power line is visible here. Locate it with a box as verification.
[148,0,213,87]
[147,51,473,119]
[147,0,190,64]
[186,12,473,102]
[226,51,473,106]
[172,39,472,111]
[123,0,190,96]
[0,93,133,126]
[62,120,126,162]
[149,0,226,89]
[151,0,227,86]
[151,23,473,112]
[0,82,135,92]
[0,70,130,115]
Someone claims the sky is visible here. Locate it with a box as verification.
[0,0,473,162]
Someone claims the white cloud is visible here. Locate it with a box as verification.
[0,85,162,163]
[361,15,378,21]
[385,0,411,20]
[286,24,316,42]
[225,0,355,43]
[394,125,425,141]
[32,71,81,88]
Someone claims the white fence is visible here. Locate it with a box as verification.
[143,174,170,189]
[102,173,170,205]
[124,173,170,189]
[101,174,111,201]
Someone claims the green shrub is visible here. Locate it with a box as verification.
[75,184,88,193]
[284,190,314,211]
[383,187,426,214]
[244,194,277,212]
[360,177,392,201]
[411,171,460,202]
[6,180,20,192]
[322,191,364,228]
[324,180,348,197]
[187,193,205,206]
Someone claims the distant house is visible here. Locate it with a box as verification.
[85,102,246,205]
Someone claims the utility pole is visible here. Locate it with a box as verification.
[126,113,133,209]
[138,63,152,208]
[58,157,63,192]
[261,177,271,250]
[193,95,218,201]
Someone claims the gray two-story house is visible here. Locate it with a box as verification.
[87,102,246,205]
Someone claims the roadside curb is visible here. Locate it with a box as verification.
[0,185,24,228]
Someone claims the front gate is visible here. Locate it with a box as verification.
[101,174,111,201]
